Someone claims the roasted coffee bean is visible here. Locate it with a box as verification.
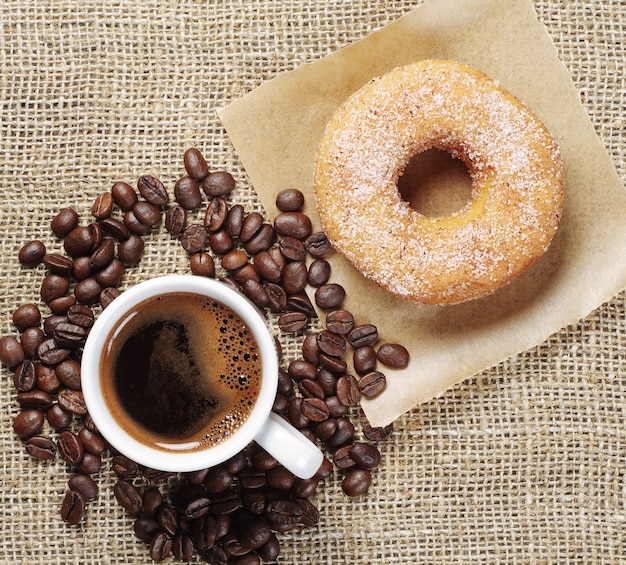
[287,397,310,429]
[89,238,115,269]
[277,369,293,395]
[292,477,319,499]
[40,273,70,303]
[376,342,410,369]
[51,208,80,237]
[232,263,261,284]
[209,230,234,255]
[243,279,270,308]
[336,374,361,407]
[13,360,37,392]
[164,205,187,236]
[53,322,87,349]
[240,212,264,242]
[243,223,277,255]
[114,480,142,514]
[77,427,105,456]
[317,330,346,357]
[99,217,130,241]
[251,447,278,471]
[362,422,394,442]
[325,309,354,335]
[273,212,312,239]
[43,314,68,337]
[241,488,266,515]
[307,258,331,287]
[275,188,304,212]
[181,223,207,253]
[358,371,387,398]
[150,531,173,562]
[18,240,46,266]
[297,498,320,527]
[74,277,103,305]
[111,181,138,211]
[37,364,62,393]
[314,283,345,309]
[138,175,169,207]
[66,304,94,328]
[57,430,84,465]
[157,504,179,536]
[342,468,372,497]
[286,292,315,316]
[184,147,210,181]
[72,256,93,280]
[202,171,236,197]
[133,200,162,226]
[279,236,306,262]
[266,499,302,528]
[57,388,87,415]
[20,327,45,359]
[37,338,71,365]
[174,176,203,210]
[304,231,332,257]
[26,435,57,460]
[264,282,287,312]
[221,249,248,271]
[43,253,74,275]
[68,473,99,501]
[184,496,212,520]
[318,352,347,374]
[76,451,102,474]
[298,378,324,399]
[204,465,234,494]
[315,418,337,442]
[134,516,161,542]
[235,518,272,551]
[353,345,377,375]
[12,303,41,331]
[225,203,244,237]
[300,397,330,422]
[100,287,120,309]
[172,532,195,562]
[190,252,216,277]
[47,403,72,430]
[287,359,317,381]
[111,454,140,478]
[201,544,228,565]
[267,467,296,491]
[16,390,53,409]
[91,192,114,219]
[143,467,177,483]
[63,226,96,257]
[139,486,163,515]
[95,258,125,287]
[48,295,77,315]
[301,332,320,364]
[316,368,338,396]
[123,210,152,235]
[314,457,334,480]
[61,489,86,525]
[326,417,355,448]
[210,488,241,515]
[281,261,308,295]
[278,311,308,333]
[256,533,281,562]
[13,409,45,438]
[193,514,218,551]
[239,469,267,490]
[333,445,357,470]
[349,442,382,469]
[347,324,379,348]
[253,251,282,283]
[226,454,249,476]
[204,197,228,232]
[118,233,145,263]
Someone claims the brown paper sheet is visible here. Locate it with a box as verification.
[219,0,626,426]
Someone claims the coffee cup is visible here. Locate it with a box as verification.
[81,275,324,478]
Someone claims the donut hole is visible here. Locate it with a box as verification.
[397,148,473,217]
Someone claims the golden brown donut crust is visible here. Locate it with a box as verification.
[313,60,564,305]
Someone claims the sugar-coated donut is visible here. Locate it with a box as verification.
[313,60,564,305]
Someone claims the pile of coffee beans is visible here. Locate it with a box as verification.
[0,147,408,563]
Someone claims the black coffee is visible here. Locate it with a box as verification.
[101,292,262,452]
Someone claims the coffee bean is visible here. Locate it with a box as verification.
[286,292,315,316]
[279,236,306,261]
[304,231,332,257]
[133,200,162,226]
[210,487,241,515]
[26,435,57,460]
[48,296,77,315]
[202,171,236,197]
[72,256,93,280]
[114,480,143,514]
[349,442,382,468]
[184,496,212,520]
[43,253,74,275]
[44,315,67,338]
[95,258,125,287]
[143,467,176,483]
[376,342,410,369]
[37,338,71,365]
[53,322,87,349]
[150,531,173,562]
[37,364,62,393]
[287,359,317,381]
[68,473,99,501]
[253,251,282,283]
[66,304,95,328]
[111,181,138,211]
[134,515,161,541]
[266,499,302,528]
[341,468,372,497]
[241,488,266,515]
[111,455,140,479]
[242,279,270,308]
[275,188,304,212]
[138,175,169,208]
[63,226,96,257]
[209,230,234,255]
[157,504,179,536]
[181,223,207,253]
[51,208,79,237]
[358,371,387,398]
[76,451,102,475]
[281,261,308,295]
[301,333,320,364]
[362,422,394,442]
[91,192,114,220]
[99,217,130,241]
[243,223,277,255]
[333,445,357,470]
[307,259,331,287]
[224,203,244,237]
[314,283,345,309]
[220,249,247,271]
[40,273,70,303]
[46,404,72,430]
[89,238,115,269]
[184,147,210,181]
[318,352,347,374]
[118,234,145,263]
[19,328,44,359]
[326,417,354,448]
[353,345,377,375]
[174,176,203,210]
[11,304,40,331]
[315,419,337,442]
[204,196,229,232]
[317,368,338,396]
[16,390,54,409]
[347,324,379,348]
[123,210,152,235]
[300,397,330,422]
[298,378,324,399]
[74,277,103,305]
[264,282,287,312]
[336,374,361,407]
[273,212,312,239]
[13,360,37,392]
[256,534,281,562]
[172,532,195,562]
[18,240,46,266]
[78,428,105,455]
[61,489,86,525]
[325,309,354,335]
[278,311,308,333]
[190,252,215,277]
[240,212,264,242]
[236,518,272,551]
[57,430,84,465]
[204,465,234,494]
[57,388,87,415]
[13,409,44,438]
[201,544,228,565]
[317,330,346,357]
[239,469,267,490]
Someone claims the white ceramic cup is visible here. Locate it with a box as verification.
[81,275,324,479]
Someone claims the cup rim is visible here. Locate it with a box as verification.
[81,275,278,472]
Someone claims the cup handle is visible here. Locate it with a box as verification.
[253,412,324,479]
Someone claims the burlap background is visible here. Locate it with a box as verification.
[0,1,624,563]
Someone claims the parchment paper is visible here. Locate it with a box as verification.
[219,0,626,426]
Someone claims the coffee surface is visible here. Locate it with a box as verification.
[101,292,262,452]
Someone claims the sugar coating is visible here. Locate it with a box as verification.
[313,60,565,305]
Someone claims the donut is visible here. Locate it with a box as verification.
[313,59,564,305]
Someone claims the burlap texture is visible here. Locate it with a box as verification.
[0,1,624,563]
